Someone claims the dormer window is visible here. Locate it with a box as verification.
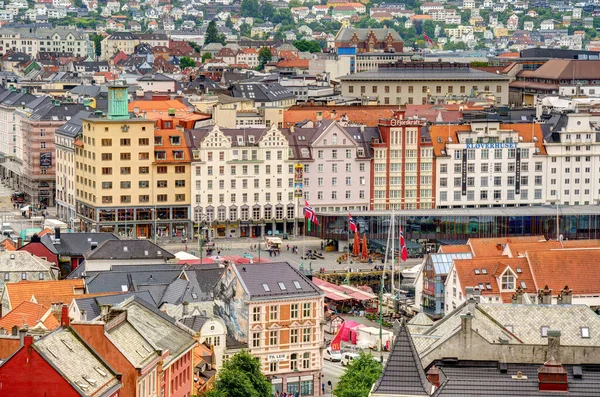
[502,271,515,290]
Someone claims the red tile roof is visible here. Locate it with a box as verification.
[0,301,59,330]
[438,244,471,253]
[466,236,546,258]
[284,105,399,127]
[526,248,600,295]
[4,280,85,310]
[453,257,534,303]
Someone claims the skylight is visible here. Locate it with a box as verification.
[516,267,522,273]
[486,283,492,290]
[262,283,270,292]
[505,325,514,333]
[581,327,590,338]
[278,282,287,291]
[520,281,527,289]
[474,269,480,275]
[293,281,302,289]
[481,268,488,275]
[541,326,549,337]
[478,283,484,290]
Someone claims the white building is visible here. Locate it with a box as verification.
[189,124,297,239]
[544,113,600,206]
[430,121,547,208]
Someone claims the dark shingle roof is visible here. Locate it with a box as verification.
[431,361,600,396]
[233,262,323,300]
[231,82,295,102]
[40,232,118,256]
[74,291,156,320]
[84,240,174,260]
[181,315,210,332]
[372,320,431,396]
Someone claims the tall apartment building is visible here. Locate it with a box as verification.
[214,262,324,396]
[544,113,600,206]
[287,120,374,213]
[18,98,85,207]
[56,111,95,227]
[187,124,296,239]
[374,110,434,210]
[75,81,192,238]
[0,26,93,58]
[430,120,547,208]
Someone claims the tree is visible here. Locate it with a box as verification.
[202,52,213,63]
[225,16,233,29]
[90,34,103,58]
[259,2,275,21]
[180,56,196,68]
[188,41,201,53]
[258,47,272,70]
[240,0,260,18]
[239,22,251,37]
[293,39,322,53]
[205,20,226,45]
[334,353,383,397]
[207,351,271,397]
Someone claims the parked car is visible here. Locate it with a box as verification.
[324,347,342,362]
[341,352,360,366]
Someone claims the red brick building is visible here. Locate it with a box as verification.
[334,28,404,53]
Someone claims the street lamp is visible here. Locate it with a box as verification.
[195,206,210,264]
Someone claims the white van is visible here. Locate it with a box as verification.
[323,347,342,362]
[341,352,360,366]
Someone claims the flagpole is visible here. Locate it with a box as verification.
[390,209,395,294]
[346,225,350,285]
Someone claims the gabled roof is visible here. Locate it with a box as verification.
[137,72,175,82]
[526,248,600,295]
[372,320,431,396]
[230,262,323,300]
[0,301,59,331]
[4,279,85,310]
[33,327,121,396]
[73,291,156,320]
[40,232,118,256]
[466,236,546,258]
[335,27,402,42]
[84,240,174,261]
[181,315,210,332]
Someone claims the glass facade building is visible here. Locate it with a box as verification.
[312,205,600,242]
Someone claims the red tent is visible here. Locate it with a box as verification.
[352,232,360,256]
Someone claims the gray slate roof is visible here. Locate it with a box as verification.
[55,111,97,138]
[232,262,323,300]
[73,291,156,320]
[232,82,295,102]
[33,327,121,396]
[431,361,600,396]
[372,320,431,396]
[339,68,511,81]
[41,232,118,256]
[84,240,174,261]
[181,315,209,332]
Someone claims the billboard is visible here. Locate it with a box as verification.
[40,152,52,168]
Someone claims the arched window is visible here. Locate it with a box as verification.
[290,353,297,370]
[332,133,338,145]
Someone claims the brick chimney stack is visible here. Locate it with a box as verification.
[558,286,573,305]
[512,285,526,304]
[60,304,70,327]
[537,285,553,305]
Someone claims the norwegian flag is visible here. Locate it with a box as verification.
[399,226,409,262]
[349,213,358,233]
[304,201,319,226]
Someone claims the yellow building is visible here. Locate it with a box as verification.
[75,81,192,238]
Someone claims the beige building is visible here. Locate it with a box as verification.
[214,262,325,396]
[340,63,511,105]
[75,82,192,238]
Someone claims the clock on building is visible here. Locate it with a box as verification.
[115,90,126,100]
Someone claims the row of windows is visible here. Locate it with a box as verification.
[206,150,285,161]
[349,84,503,94]
[99,194,186,204]
[79,165,186,175]
[4,272,45,281]
[196,205,295,222]
[252,329,313,348]
[200,164,288,176]
[101,180,186,189]
[439,189,544,201]
[198,178,290,190]
[440,175,543,188]
[440,161,542,174]
[252,303,312,322]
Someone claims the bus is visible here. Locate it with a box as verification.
[11,192,25,203]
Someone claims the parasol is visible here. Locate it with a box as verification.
[353,232,360,256]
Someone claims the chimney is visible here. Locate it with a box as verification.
[290,125,295,133]
[11,325,18,336]
[512,285,526,304]
[558,285,572,305]
[538,356,568,392]
[18,327,27,346]
[467,296,477,313]
[100,304,112,319]
[54,227,61,242]
[460,311,473,334]
[473,287,481,303]
[426,366,440,388]
[17,237,22,249]
[547,330,561,361]
[60,305,70,327]
[538,285,553,305]
[90,242,98,250]
[182,301,189,317]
